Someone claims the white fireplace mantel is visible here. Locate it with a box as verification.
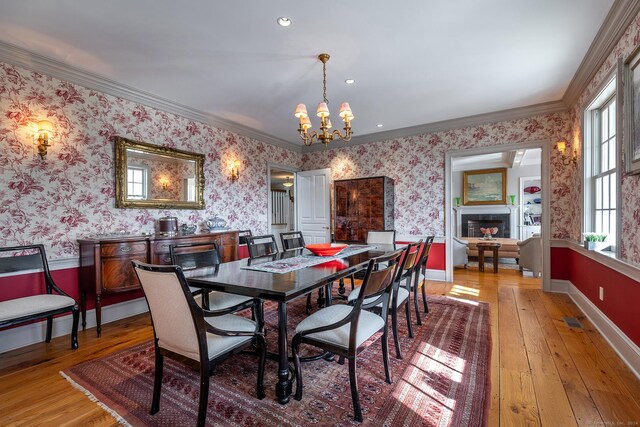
[453,205,519,238]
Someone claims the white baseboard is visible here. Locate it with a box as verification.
[0,297,148,353]
[563,282,640,380]
[549,279,571,293]
[426,269,446,281]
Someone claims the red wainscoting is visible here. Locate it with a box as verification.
[0,267,144,310]
[551,247,640,347]
[395,241,445,270]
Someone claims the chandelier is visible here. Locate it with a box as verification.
[294,53,354,146]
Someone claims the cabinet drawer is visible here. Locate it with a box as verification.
[101,242,148,257]
[222,233,237,244]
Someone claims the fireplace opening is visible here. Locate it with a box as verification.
[461,214,510,238]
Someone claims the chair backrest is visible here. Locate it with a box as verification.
[170,242,221,270]
[0,244,60,295]
[132,261,206,362]
[246,235,279,259]
[280,231,305,251]
[238,230,253,245]
[417,236,435,270]
[359,249,405,305]
[366,230,396,247]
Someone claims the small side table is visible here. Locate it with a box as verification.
[476,241,502,273]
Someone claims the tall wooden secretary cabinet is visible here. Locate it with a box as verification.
[334,176,394,242]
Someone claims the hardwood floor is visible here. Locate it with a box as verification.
[1,267,639,426]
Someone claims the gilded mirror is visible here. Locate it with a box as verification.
[114,136,205,209]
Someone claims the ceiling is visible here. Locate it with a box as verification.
[0,1,618,150]
[452,148,541,171]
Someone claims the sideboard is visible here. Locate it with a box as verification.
[78,230,238,336]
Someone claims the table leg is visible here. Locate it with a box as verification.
[493,248,499,273]
[478,248,485,272]
[276,301,292,404]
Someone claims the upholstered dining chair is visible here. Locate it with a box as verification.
[246,234,279,259]
[0,244,80,350]
[280,231,305,251]
[411,236,434,324]
[132,261,266,427]
[292,249,404,422]
[170,242,257,319]
[348,241,421,359]
[366,230,396,247]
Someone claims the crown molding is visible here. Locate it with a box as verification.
[563,0,640,106]
[0,41,301,153]
[304,100,567,152]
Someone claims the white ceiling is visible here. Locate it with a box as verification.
[0,1,616,148]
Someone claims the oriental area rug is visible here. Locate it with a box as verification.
[61,295,490,426]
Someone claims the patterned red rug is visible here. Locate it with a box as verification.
[61,295,491,426]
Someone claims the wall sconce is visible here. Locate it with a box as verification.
[159,177,170,190]
[230,159,241,182]
[557,140,577,166]
[35,119,53,160]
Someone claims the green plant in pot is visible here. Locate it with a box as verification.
[583,233,609,251]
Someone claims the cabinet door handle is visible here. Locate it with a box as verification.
[120,247,132,253]
[159,244,170,250]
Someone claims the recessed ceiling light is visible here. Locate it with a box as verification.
[377,124,384,128]
[345,79,355,85]
[277,17,292,27]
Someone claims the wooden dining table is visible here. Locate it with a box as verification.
[185,244,397,404]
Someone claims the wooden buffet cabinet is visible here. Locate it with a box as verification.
[78,230,238,336]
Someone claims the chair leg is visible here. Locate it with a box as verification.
[197,367,210,427]
[414,288,422,326]
[46,316,53,343]
[421,281,429,313]
[382,325,392,384]
[391,308,403,360]
[202,291,210,310]
[349,274,355,290]
[305,294,312,314]
[254,300,266,338]
[256,334,266,399]
[405,301,414,338]
[71,307,80,349]
[348,356,363,422]
[292,337,303,400]
[151,349,163,414]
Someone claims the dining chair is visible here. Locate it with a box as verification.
[291,249,404,422]
[238,230,253,259]
[0,244,80,350]
[132,261,266,427]
[411,236,435,322]
[170,242,257,318]
[366,230,396,247]
[348,241,422,359]
[246,234,279,259]
[280,231,305,251]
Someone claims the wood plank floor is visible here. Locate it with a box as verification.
[1,267,639,426]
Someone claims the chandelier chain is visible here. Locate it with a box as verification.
[322,60,328,104]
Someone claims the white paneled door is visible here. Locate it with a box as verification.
[296,168,331,244]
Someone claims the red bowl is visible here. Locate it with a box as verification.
[306,243,348,257]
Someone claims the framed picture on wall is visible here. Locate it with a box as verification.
[623,45,640,175]
[463,168,507,205]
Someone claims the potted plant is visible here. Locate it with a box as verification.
[583,233,609,251]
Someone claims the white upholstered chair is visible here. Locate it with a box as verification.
[452,236,469,268]
[292,249,404,422]
[132,261,266,427]
[517,234,542,277]
[366,230,396,246]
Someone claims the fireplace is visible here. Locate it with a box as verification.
[461,214,511,238]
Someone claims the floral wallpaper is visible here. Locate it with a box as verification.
[0,62,301,259]
[302,112,575,240]
[567,11,640,266]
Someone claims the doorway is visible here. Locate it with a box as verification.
[268,165,297,250]
[445,141,551,291]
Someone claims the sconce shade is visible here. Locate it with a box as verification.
[38,120,53,134]
[557,141,566,153]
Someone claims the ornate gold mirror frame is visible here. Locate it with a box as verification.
[114,136,205,209]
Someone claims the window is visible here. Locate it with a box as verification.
[584,76,617,249]
[127,166,148,200]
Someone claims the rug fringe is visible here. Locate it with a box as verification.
[59,371,132,427]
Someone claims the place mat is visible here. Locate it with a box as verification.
[242,244,375,274]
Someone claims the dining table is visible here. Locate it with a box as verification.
[185,244,398,404]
